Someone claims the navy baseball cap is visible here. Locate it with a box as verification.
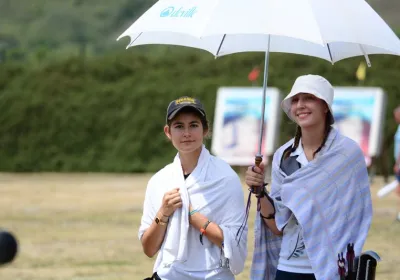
[166,96,206,122]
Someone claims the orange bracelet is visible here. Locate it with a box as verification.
[199,220,211,245]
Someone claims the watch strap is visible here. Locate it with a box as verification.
[155,216,168,226]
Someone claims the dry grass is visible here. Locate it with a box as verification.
[0,173,399,280]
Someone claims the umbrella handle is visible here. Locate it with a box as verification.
[255,155,263,167]
[250,155,263,193]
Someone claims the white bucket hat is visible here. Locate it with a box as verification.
[281,74,335,124]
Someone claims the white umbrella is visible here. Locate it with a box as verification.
[117,0,400,165]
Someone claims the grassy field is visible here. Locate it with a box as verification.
[0,173,399,280]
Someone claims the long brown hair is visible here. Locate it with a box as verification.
[283,112,333,160]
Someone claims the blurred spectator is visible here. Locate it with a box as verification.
[392,106,400,221]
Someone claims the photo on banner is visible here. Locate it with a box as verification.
[332,87,387,167]
[211,87,282,166]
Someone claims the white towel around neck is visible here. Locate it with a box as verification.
[161,145,220,264]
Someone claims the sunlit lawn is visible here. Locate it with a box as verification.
[0,173,399,280]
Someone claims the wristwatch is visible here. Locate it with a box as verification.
[155,216,168,226]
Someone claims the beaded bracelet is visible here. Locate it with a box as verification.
[199,220,211,245]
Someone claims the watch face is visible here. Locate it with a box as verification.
[155,217,160,224]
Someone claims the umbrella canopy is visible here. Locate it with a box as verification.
[117,0,400,65]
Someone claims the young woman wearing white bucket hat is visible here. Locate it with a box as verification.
[246,75,373,280]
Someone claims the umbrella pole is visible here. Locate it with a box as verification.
[255,36,271,168]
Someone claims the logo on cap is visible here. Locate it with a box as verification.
[175,97,196,105]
